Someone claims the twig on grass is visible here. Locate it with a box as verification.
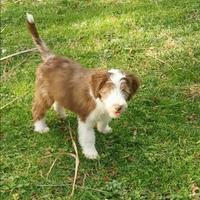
[46,157,58,179]
[67,123,80,198]
[44,122,80,198]
[0,48,37,61]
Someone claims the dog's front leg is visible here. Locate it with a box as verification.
[97,116,112,134]
[78,119,99,159]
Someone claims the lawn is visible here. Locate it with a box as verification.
[1,0,200,199]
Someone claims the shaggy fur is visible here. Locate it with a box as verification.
[26,13,139,159]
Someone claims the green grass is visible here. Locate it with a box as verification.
[1,0,200,199]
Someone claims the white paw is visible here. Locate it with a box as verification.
[102,126,112,134]
[83,148,99,159]
[34,126,49,133]
[34,119,49,133]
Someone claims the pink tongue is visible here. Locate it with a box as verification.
[115,112,120,117]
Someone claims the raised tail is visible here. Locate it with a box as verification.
[26,13,52,61]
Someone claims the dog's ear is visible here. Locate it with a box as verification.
[125,73,140,100]
[90,71,109,98]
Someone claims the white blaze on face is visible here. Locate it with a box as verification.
[103,69,127,118]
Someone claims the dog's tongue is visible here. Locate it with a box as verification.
[114,111,121,117]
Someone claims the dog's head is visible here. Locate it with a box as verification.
[91,69,139,118]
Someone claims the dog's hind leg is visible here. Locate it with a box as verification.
[32,88,53,133]
[53,101,67,119]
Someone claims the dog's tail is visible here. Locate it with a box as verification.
[26,13,52,61]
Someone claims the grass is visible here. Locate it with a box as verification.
[1,0,200,199]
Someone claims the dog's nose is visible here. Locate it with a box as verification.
[114,105,123,112]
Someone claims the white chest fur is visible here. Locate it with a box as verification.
[86,98,111,127]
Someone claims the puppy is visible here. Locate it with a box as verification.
[26,13,139,159]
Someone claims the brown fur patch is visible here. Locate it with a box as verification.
[99,81,115,99]
[122,73,140,100]
[32,56,97,122]
[90,71,110,98]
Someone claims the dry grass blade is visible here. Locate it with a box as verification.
[0,92,29,110]
[0,48,37,61]
[1,26,7,33]
[45,152,75,179]
[46,157,58,178]
[68,123,80,198]
[44,123,79,198]
[146,53,174,70]
[1,58,28,83]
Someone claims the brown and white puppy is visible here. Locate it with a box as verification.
[26,13,139,159]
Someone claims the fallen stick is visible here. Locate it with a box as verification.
[0,48,37,61]
[68,123,80,198]
[42,122,79,197]
[45,123,80,197]
[46,157,58,179]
